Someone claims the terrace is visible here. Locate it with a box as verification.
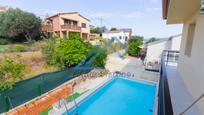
[41,25,81,32]
[61,25,81,31]
[158,50,202,115]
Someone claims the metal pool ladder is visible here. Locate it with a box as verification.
[72,82,79,115]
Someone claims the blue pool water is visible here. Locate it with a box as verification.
[66,77,156,115]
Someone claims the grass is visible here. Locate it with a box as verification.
[0,40,48,53]
[39,106,52,115]
[0,51,57,79]
[67,92,81,102]
[0,45,8,53]
[68,90,89,102]
[39,90,89,115]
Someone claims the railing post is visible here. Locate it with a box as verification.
[4,96,12,111]
[166,51,169,65]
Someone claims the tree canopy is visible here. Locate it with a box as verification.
[0,8,41,42]
[110,28,117,31]
[146,37,158,44]
[90,26,108,34]
[131,35,144,41]
[42,34,107,68]
[127,38,143,56]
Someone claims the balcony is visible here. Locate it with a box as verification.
[41,25,53,32]
[158,50,201,115]
[61,25,81,31]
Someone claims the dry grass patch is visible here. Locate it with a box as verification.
[0,51,57,79]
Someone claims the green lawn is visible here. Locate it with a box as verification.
[39,90,89,115]
[39,107,52,115]
[0,45,8,53]
[67,90,89,102]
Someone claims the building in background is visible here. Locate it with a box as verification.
[201,0,204,13]
[140,34,181,70]
[41,12,90,40]
[0,6,8,12]
[160,0,204,114]
[102,28,132,44]
[89,33,101,45]
[143,34,181,64]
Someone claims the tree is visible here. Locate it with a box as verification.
[90,28,97,33]
[42,34,107,68]
[131,35,144,41]
[127,38,143,56]
[90,26,108,34]
[0,8,41,42]
[146,37,158,44]
[110,28,117,31]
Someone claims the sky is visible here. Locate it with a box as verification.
[0,0,183,39]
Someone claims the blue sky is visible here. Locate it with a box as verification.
[0,0,182,39]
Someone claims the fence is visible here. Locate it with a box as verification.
[163,50,179,64]
[0,67,91,114]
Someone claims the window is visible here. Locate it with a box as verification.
[185,23,196,57]
[201,0,204,13]
[81,23,86,28]
[119,36,122,39]
[73,21,78,26]
[64,19,71,25]
[64,19,78,26]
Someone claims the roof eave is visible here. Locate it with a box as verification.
[162,0,168,19]
[46,12,90,22]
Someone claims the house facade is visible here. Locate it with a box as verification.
[162,0,204,114]
[142,34,181,65]
[102,29,132,44]
[41,12,90,40]
[0,6,8,12]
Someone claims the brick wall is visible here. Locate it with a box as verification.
[7,84,72,115]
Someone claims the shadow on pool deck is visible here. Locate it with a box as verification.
[106,53,159,82]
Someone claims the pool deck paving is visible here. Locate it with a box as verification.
[106,51,159,83]
[48,51,159,115]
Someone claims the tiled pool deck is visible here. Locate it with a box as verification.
[166,63,201,115]
[48,53,160,115]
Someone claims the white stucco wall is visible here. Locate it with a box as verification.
[146,41,167,63]
[177,11,204,114]
[102,32,129,44]
[60,13,90,34]
[169,35,182,50]
[145,35,181,63]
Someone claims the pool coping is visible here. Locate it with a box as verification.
[49,76,158,115]
[48,77,112,115]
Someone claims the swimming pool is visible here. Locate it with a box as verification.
[66,77,156,115]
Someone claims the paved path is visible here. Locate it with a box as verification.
[106,51,159,82]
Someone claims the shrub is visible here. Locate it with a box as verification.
[103,39,123,54]
[0,57,25,90]
[55,36,90,67]
[127,38,143,56]
[15,44,26,52]
[0,38,9,45]
[41,37,57,65]
[90,46,107,67]
[42,35,107,68]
